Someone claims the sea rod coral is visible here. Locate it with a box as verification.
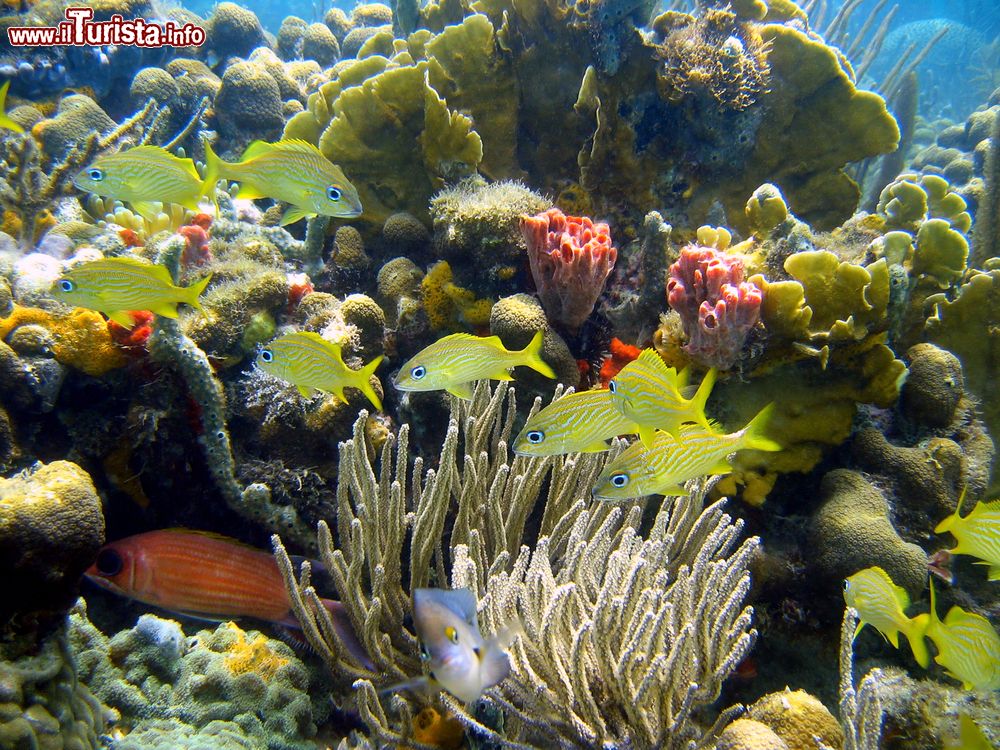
[275,382,757,749]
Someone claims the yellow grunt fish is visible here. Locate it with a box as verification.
[935,488,1000,581]
[393,331,556,399]
[0,80,24,133]
[609,349,716,447]
[914,578,1000,691]
[844,566,929,668]
[591,403,780,500]
[513,388,640,456]
[202,139,362,226]
[257,331,383,410]
[73,146,205,219]
[51,258,211,326]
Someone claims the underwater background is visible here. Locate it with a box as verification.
[1,0,1000,747]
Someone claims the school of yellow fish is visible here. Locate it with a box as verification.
[846,566,1000,692]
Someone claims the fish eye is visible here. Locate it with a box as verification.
[527,430,544,444]
[611,473,629,488]
[609,380,617,394]
[327,186,342,201]
[87,168,103,181]
[445,626,459,644]
[58,279,75,293]
[260,349,273,363]
[411,365,426,380]
[95,548,122,576]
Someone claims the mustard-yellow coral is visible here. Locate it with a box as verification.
[220,622,290,680]
[0,305,127,376]
[421,260,493,332]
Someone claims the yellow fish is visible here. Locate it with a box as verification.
[843,566,930,668]
[387,588,520,703]
[591,404,780,500]
[202,139,362,226]
[393,331,556,400]
[943,714,996,750]
[915,578,1000,691]
[256,331,382,410]
[513,388,640,456]
[609,349,716,447]
[51,258,211,326]
[0,80,24,133]
[935,488,1000,581]
[73,146,204,220]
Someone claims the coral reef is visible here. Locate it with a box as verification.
[0,461,104,631]
[0,616,108,749]
[71,608,325,750]
[277,384,757,748]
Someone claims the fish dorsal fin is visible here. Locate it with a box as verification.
[977,499,1000,513]
[111,257,175,285]
[240,140,275,161]
[636,348,672,376]
[159,527,267,551]
[272,138,326,157]
[443,332,501,346]
[290,330,340,352]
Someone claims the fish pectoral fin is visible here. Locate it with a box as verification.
[280,205,313,226]
[638,426,657,449]
[446,382,475,399]
[658,484,690,497]
[580,440,612,453]
[988,564,1000,582]
[149,303,179,319]
[709,460,734,476]
[131,200,163,220]
[106,310,136,327]
[234,183,266,200]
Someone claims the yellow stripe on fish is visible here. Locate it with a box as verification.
[935,489,1000,581]
[513,388,640,456]
[914,577,1000,690]
[844,566,929,668]
[51,257,211,326]
[591,402,780,500]
[73,146,204,220]
[256,331,383,410]
[202,139,362,225]
[0,80,24,134]
[609,348,716,447]
[394,331,556,399]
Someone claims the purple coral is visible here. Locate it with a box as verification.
[521,208,618,334]
[667,245,763,369]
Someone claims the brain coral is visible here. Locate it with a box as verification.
[0,461,104,629]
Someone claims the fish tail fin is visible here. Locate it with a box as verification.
[183,273,213,313]
[902,614,931,668]
[0,81,23,134]
[739,403,782,453]
[352,355,383,411]
[318,598,374,670]
[518,330,556,379]
[934,486,967,534]
[689,367,717,427]
[200,140,225,207]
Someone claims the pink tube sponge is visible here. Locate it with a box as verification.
[521,208,617,333]
[667,245,763,369]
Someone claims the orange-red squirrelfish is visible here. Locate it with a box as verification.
[85,528,371,668]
